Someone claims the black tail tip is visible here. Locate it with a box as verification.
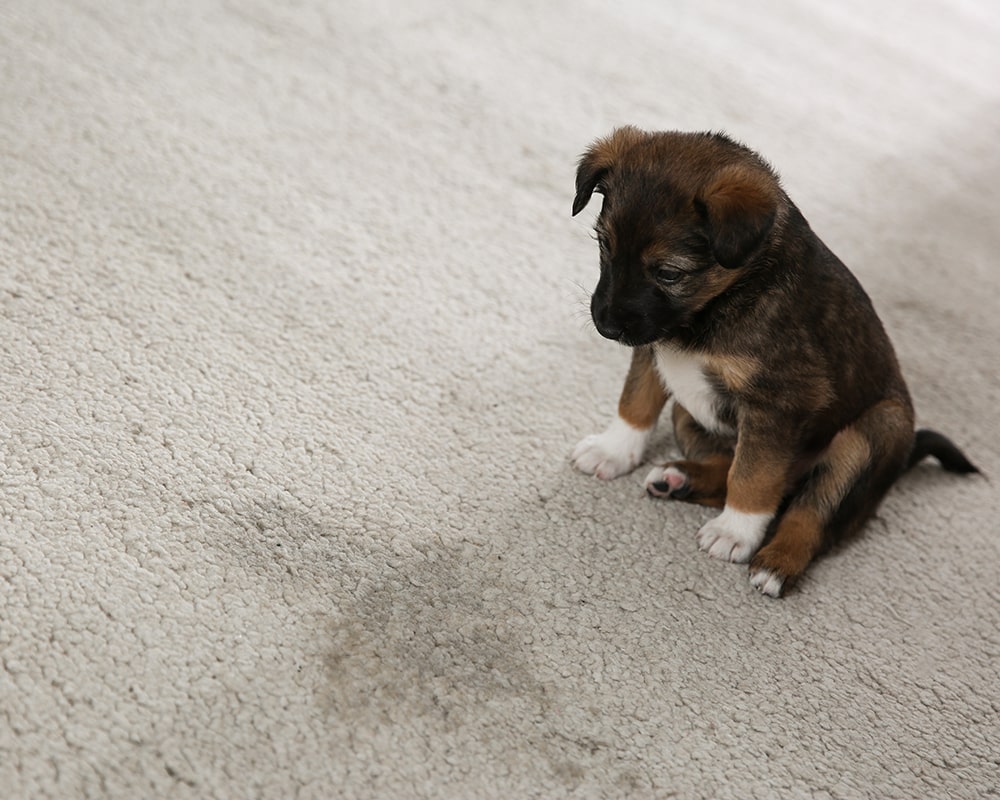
[909,429,980,474]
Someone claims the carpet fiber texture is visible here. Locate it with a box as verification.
[2,1,998,797]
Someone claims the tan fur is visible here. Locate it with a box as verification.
[663,455,731,508]
[724,423,796,514]
[704,354,760,394]
[582,126,646,182]
[812,427,872,516]
[687,268,744,313]
[725,462,790,515]
[702,164,779,234]
[751,507,823,581]
[618,346,668,429]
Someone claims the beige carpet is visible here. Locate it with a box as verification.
[2,0,998,797]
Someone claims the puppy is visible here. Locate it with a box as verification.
[571,126,978,597]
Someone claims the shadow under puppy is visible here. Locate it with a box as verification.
[571,126,978,597]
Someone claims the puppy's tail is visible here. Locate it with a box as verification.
[907,429,980,474]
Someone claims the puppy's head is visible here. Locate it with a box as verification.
[573,127,782,346]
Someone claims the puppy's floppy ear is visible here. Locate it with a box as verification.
[572,126,644,216]
[698,164,778,268]
[572,158,607,217]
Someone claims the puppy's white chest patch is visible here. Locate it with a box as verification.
[653,344,733,435]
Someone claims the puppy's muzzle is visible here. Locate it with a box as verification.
[594,314,625,342]
[590,292,646,345]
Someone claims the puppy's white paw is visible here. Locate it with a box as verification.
[572,416,651,480]
[644,465,689,498]
[749,567,785,598]
[696,508,771,563]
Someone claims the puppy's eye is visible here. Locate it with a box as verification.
[657,268,683,285]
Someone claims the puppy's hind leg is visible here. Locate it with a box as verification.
[645,403,735,508]
[749,399,913,597]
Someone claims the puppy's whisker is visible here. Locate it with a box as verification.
[565,279,593,313]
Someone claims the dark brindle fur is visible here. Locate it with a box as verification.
[571,126,978,597]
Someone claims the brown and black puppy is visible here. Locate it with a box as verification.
[571,126,978,597]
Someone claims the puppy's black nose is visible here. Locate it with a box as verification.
[591,294,625,340]
[595,318,624,341]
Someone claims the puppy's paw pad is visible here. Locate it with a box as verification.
[696,510,768,564]
[749,567,785,598]
[645,465,690,498]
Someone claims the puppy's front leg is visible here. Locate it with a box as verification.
[696,422,793,563]
[573,346,668,480]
